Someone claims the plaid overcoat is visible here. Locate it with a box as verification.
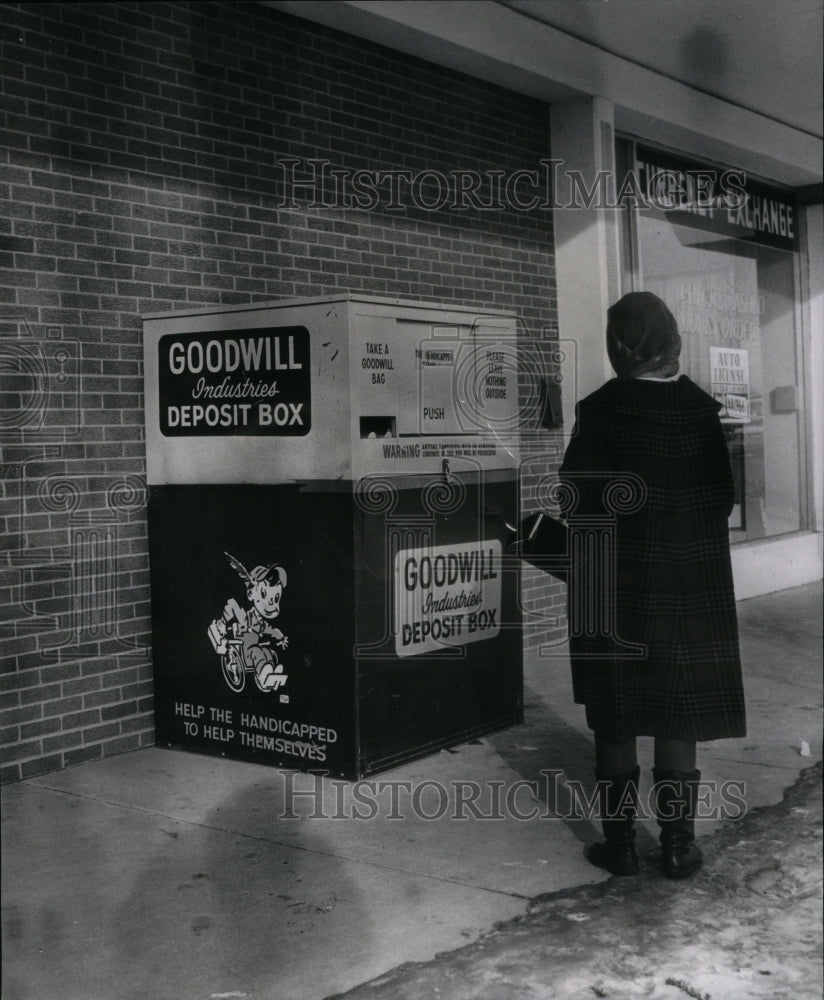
[558,375,746,742]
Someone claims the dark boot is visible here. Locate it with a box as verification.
[586,767,640,876]
[652,769,703,879]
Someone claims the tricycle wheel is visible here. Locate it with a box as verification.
[221,646,245,692]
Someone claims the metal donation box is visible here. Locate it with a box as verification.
[143,295,523,778]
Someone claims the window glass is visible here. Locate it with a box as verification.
[618,141,804,542]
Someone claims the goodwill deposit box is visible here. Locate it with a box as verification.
[143,295,524,778]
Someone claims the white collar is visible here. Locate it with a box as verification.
[637,372,681,382]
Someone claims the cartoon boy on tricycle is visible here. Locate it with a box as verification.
[208,552,289,694]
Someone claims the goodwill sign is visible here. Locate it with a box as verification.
[157,326,311,436]
[394,540,502,657]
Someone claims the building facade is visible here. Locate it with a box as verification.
[1,1,821,780]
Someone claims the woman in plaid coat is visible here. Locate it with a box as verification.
[558,291,746,880]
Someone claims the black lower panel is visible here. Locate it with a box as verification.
[148,478,523,779]
[148,484,357,777]
[354,479,523,775]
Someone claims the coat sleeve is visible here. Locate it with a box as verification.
[558,400,614,517]
[711,418,736,518]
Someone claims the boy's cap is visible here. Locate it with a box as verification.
[248,564,287,588]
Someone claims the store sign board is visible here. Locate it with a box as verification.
[157,327,311,436]
[634,146,798,252]
[710,346,750,422]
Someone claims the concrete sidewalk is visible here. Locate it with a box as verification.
[2,582,821,1000]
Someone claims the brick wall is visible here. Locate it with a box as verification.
[0,1,563,781]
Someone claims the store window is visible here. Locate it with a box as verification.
[616,140,806,542]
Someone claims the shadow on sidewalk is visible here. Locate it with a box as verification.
[327,761,823,1000]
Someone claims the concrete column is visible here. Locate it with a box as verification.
[804,203,823,537]
[550,96,621,423]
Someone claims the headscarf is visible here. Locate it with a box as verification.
[606,291,681,379]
